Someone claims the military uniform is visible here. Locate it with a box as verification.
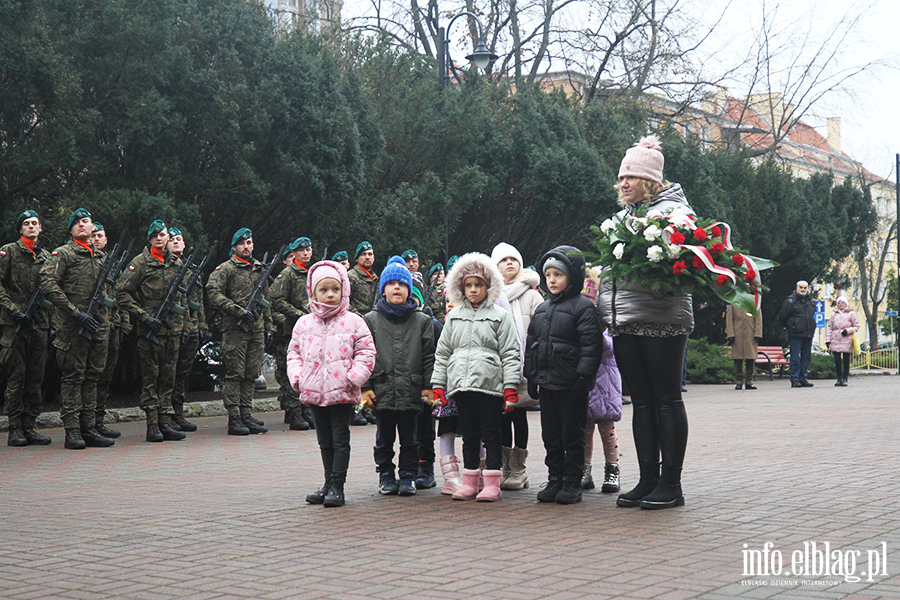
[40,240,110,438]
[348,264,379,315]
[95,279,130,434]
[172,263,207,427]
[0,238,51,445]
[206,254,273,430]
[270,259,312,429]
[116,246,185,439]
[427,283,447,322]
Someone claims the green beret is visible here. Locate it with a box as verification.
[16,210,39,233]
[355,241,373,259]
[411,286,424,306]
[147,219,167,241]
[428,263,444,278]
[296,237,311,249]
[168,227,182,238]
[231,228,252,246]
[331,250,348,261]
[67,208,91,232]
[526,265,537,272]
[281,244,293,260]
[447,255,459,270]
[401,249,418,260]
[92,222,104,233]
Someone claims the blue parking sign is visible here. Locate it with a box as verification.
[815,312,826,328]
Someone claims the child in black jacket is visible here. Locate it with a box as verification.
[524,245,604,504]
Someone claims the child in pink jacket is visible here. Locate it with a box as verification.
[287,261,376,507]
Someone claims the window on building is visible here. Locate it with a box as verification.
[824,282,832,299]
[700,125,711,152]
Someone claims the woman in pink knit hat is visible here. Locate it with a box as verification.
[595,135,694,510]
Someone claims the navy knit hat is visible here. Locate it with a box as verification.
[16,210,39,233]
[147,220,167,240]
[380,261,413,295]
[231,228,252,246]
[331,250,348,262]
[355,241,373,259]
[67,208,91,232]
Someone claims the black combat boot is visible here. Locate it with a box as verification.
[617,460,660,507]
[23,428,52,445]
[536,477,564,503]
[80,423,115,447]
[172,415,197,432]
[7,427,27,447]
[244,413,265,427]
[241,414,268,434]
[228,415,250,436]
[323,478,345,507]
[146,423,164,443]
[65,428,87,450]
[159,421,186,441]
[301,404,315,429]
[288,409,310,431]
[555,479,583,505]
[95,422,121,438]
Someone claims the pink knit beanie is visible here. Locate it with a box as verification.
[618,135,664,183]
[311,264,342,292]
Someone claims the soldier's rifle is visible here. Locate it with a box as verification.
[77,230,125,341]
[145,244,201,345]
[106,238,135,288]
[236,245,285,333]
[182,245,215,313]
[14,283,52,339]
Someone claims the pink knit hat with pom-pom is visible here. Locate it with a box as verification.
[618,135,664,183]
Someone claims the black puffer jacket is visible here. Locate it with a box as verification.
[524,245,604,389]
[778,291,816,338]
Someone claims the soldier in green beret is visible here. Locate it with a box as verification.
[426,263,447,322]
[347,241,379,315]
[116,220,188,442]
[270,236,315,430]
[402,249,426,295]
[331,251,350,270]
[91,222,131,439]
[206,228,272,436]
[167,227,207,432]
[1,210,53,446]
[40,208,115,449]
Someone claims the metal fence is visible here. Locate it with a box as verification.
[850,347,899,371]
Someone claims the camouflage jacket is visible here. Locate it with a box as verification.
[40,239,110,331]
[179,263,207,337]
[0,239,51,329]
[205,255,273,335]
[427,283,447,322]
[347,264,379,315]
[116,246,185,337]
[270,260,309,337]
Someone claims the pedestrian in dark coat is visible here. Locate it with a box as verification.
[777,280,816,387]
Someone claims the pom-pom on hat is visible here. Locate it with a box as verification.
[16,210,39,233]
[490,242,523,267]
[386,255,407,267]
[231,228,252,246]
[618,135,664,184]
[380,261,413,295]
[331,250,348,262]
[67,208,92,231]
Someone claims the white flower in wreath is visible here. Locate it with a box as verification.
[647,209,664,219]
[647,245,665,263]
[643,224,662,241]
[613,243,625,260]
[666,244,682,259]
[600,218,616,234]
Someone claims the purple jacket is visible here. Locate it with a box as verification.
[587,329,622,422]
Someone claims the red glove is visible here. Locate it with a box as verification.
[433,388,447,407]
[503,388,519,412]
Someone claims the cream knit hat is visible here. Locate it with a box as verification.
[490,242,523,267]
[618,135,664,183]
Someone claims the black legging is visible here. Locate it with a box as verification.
[500,407,528,448]
[833,352,851,380]
[613,334,689,470]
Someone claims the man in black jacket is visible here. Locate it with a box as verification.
[778,280,816,388]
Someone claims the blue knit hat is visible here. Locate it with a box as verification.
[147,220,167,240]
[16,210,39,233]
[67,208,91,232]
[231,228,252,246]
[331,250,348,261]
[380,261,413,296]
[355,241,373,259]
[386,255,406,267]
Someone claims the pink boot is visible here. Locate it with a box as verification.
[440,455,463,495]
[476,469,502,502]
[452,468,480,501]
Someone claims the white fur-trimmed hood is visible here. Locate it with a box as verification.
[446,252,505,308]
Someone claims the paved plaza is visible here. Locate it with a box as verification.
[1,374,899,599]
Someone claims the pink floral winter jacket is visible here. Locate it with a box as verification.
[286,261,376,407]
[827,307,860,354]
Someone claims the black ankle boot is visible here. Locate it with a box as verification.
[617,460,660,507]
[81,425,115,447]
[95,422,121,438]
[23,428,52,445]
[302,404,315,429]
[306,479,330,504]
[640,463,685,509]
[228,415,250,436]
[146,424,164,443]
[555,479,583,505]
[242,414,268,434]
[243,413,265,427]
[536,477,564,503]
[323,479,345,507]
[7,427,27,447]
[65,428,86,449]
[289,409,310,431]
[173,415,198,432]
[159,421,186,441]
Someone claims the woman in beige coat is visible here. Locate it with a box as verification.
[726,303,763,390]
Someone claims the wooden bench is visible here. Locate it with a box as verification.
[755,346,790,380]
